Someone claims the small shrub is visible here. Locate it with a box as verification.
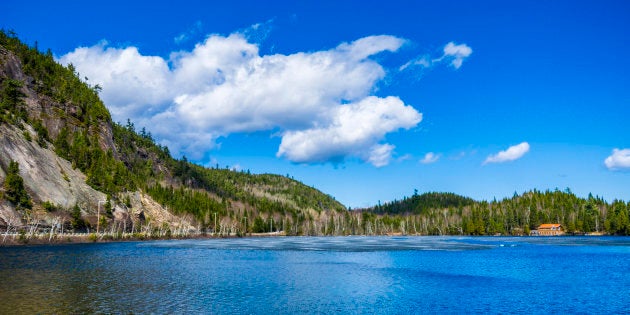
[18,230,27,243]
[42,201,57,212]
[132,232,145,240]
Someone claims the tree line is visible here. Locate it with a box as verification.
[361,189,630,236]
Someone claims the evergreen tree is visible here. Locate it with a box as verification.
[2,160,32,209]
[0,79,25,109]
[54,126,70,158]
[71,204,86,231]
[0,78,28,122]
[253,216,266,233]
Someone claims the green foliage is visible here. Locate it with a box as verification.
[42,201,58,212]
[111,121,168,189]
[146,184,226,223]
[0,29,111,126]
[171,162,344,213]
[53,127,70,157]
[111,116,345,228]
[373,192,475,215]
[51,127,133,195]
[70,204,86,231]
[103,198,112,216]
[0,78,25,107]
[0,78,28,123]
[364,189,630,236]
[33,119,49,147]
[604,200,630,235]
[2,160,32,209]
[252,216,266,233]
[98,215,108,230]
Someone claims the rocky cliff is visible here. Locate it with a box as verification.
[0,35,195,233]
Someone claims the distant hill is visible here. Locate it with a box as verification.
[368,191,475,215]
[361,189,629,236]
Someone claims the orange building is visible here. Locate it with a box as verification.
[537,224,564,236]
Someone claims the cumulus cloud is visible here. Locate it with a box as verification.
[605,148,630,170]
[277,96,421,167]
[484,142,530,165]
[59,32,422,166]
[420,152,440,164]
[400,41,472,71]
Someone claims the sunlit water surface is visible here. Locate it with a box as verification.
[1,236,629,314]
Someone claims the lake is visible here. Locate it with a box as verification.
[1,236,629,314]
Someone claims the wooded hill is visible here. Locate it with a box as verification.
[360,190,630,236]
[1,30,628,238]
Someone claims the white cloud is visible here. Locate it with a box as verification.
[276,96,421,167]
[420,152,440,164]
[367,144,396,168]
[442,42,472,69]
[484,142,530,164]
[397,154,413,162]
[605,148,630,170]
[399,56,430,71]
[401,41,472,72]
[59,32,422,166]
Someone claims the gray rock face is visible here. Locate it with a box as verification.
[0,123,106,211]
[0,123,196,230]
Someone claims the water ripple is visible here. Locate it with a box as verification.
[1,236,628,314]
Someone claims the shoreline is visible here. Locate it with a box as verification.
[0,230,291,246]
[0,232,235,247]
[0,231,613,247]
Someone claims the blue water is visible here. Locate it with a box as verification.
[1,236,629,314]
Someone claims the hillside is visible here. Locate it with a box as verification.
[0,30,346,239]
[361,190,630,236]
[370,191,475,215]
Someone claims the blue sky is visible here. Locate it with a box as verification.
[2,0,629,207]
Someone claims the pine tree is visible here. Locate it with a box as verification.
[2,160,32,209]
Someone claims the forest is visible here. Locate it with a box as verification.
[1,29,629,238]
[360,189,630,236]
